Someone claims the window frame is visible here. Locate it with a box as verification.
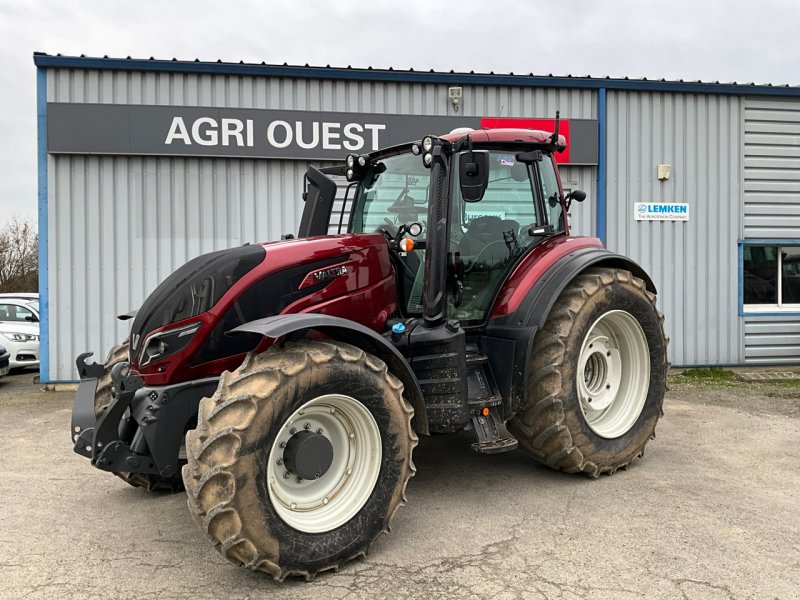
[739,239,800,316]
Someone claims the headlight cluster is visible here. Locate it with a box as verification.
[1,332,38,342]
[345,154,370,182]
[139,322,201,367]
[411,136,438,169]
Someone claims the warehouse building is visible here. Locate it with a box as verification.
[34,53,800,381]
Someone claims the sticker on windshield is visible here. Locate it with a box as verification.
[496,154,515,167]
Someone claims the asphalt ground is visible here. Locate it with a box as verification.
[0,369,798,600]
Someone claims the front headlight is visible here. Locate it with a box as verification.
[139,322,201,366]
[0,332,38,342]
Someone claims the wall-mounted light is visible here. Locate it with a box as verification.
[657,164,671,181]
[448,87,462,112]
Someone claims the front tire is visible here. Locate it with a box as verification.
[183,340,417,580]
[509,268,668,477]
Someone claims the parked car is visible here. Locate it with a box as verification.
[0,299,40,369]
[0,344,9,377]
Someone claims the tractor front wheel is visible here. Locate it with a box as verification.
[509,268,668,477]
[182,340,417,580]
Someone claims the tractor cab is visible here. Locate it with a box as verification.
[305,127,579,328]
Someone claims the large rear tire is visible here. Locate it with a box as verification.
[509,268,668,477]
[183,340,417,580]
[94,341,185,492]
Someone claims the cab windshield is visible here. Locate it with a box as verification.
[349,152,431,240]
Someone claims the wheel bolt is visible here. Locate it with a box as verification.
[283,471,291,479]
[304,422,311,430]
[276,458,283,466]
[289,427,297,435]
[279,441,286,448]
[296,476,303,483]
[314,472,321,479]
[316,428,323,435]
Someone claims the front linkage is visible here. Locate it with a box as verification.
[71,353,216,478]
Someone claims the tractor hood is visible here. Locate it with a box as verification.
[129,244,267,356]
[128,233,396,381]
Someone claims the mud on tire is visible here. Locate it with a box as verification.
[94,341,185,492]
[509,268,668,477]
[182,340,417,581]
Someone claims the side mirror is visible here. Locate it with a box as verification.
[25,315,39,323]
[567,190,586,203]
[458,150,490,202]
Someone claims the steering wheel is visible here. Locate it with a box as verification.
[463,241,510,274]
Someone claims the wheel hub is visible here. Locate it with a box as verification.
[576,310,650,439]
[579,335,621,412]
[283,431,334,480]
[266,394,382,533]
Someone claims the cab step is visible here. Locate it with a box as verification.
[469,405,519,455]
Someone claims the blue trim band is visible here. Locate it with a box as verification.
[739,238,800,245]
[597,88,607,245]
[32,54,800,98]
[36,67,49,383]
[741,312,800,317]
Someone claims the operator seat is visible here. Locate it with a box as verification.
[458,216,519,270]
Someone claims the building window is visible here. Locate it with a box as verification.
[743,244,800,310]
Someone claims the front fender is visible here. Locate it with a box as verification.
[229,314,429,435]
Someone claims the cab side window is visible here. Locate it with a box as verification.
[538,156,564,230]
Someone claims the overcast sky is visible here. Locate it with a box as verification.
[1,0,799,227]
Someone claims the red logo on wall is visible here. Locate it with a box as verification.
[479,118,571,163]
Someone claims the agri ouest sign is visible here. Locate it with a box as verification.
[46,103,599,164]
[634,202,690,222]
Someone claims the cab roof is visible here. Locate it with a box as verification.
[441,128,566,147]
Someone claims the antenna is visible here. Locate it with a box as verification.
[550,110,560,145]
[486,105,505,129]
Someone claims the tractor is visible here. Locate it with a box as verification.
[70,118,668,581]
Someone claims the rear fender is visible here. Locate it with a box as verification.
[486,248,656,413]
[229,314,429,435]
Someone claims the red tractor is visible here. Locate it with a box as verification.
[71,119,668,580]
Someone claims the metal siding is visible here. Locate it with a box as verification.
[744,316,800,363]
[743,98,800,238]
[606,91,743,366]
[45,68,596,380]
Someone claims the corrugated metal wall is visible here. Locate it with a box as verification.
[45,68,597,380]
[743,98,800,238]
[742,97,800,363]
[744,316,800,363]
[605,91,743,366]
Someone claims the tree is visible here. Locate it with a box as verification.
[0,217,38,293]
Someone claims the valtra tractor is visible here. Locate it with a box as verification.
[71,116,668,580]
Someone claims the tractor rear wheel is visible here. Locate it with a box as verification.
[94,341,185,492]
[509,268,668,477]
[182,340,417,581]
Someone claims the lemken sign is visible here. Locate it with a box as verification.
[634,202,690,222]
[46,103,599,164]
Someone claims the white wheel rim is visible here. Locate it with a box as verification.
[576,310,650,439]
[266,394,382,533]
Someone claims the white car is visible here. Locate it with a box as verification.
[0,344,9,377]
[0,299,40,369]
